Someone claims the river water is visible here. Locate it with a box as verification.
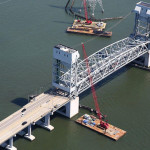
[0,0,150,149]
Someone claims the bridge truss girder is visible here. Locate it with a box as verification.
[59,37,150,96]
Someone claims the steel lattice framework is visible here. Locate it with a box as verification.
[88,0,104,15]
[53,1,150,97]
[59,37,150,96]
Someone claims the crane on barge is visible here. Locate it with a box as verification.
[82,43,109,130]
[66,0,112,37]
[83,0,92,24]
[81,0,104,23]
[65,0,123,22]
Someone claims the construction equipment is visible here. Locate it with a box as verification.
[82,43,109,130]
[83,0,104,19]
[65,0,123,22]
[88,0,104,16]
[83,0,92,24]
[66,0,112,37]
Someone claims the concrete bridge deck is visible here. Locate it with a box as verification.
[0,93,69,145]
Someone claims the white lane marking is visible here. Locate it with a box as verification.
[0,95,55,130]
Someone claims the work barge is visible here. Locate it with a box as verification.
[67,19,112,37]
[66,0,112,37]
[76,114,126,141]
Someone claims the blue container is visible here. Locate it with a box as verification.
[83,119,88,124]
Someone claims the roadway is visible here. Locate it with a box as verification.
[0,93,69,145]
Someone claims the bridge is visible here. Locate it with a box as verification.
[55,38,150,96]
[53,1,150,97]
[0,92,77,150]
[0,1,150,150]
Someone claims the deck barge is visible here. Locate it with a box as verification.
[76,114,126,141]
[67,19,112,37]
[67,27,112,37]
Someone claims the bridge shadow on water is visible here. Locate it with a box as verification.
[79,65,132,101]
[11,65,133,107]
[11,98,29,107]
[48,4,64,10]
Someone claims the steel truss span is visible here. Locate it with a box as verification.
[59,37,150,96]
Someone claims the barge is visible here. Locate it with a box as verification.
[76,114,126,141]
[67,19,112,37]
[67,27,112,37]
[71,19,107,30]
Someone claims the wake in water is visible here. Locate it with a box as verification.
[0,0,12,5]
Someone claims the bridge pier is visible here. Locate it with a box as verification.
[43,113,54,131]
[57,97,79,118]
[24,124,35,141]
[40,113,54,131]
[36,113,54,131]
[144,50,150,67]
[66,97,79,118]
[6,137,17,150]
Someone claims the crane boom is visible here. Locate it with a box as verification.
[82,43,102,119]
[83,0,88,22]
[82,43,109,129]
[83,0,92,24]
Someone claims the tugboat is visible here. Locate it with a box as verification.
[93,29,112,37]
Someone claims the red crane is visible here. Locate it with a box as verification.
[83,0,92,24]
[82,43,109,130]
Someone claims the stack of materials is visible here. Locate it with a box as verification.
[76,114,126,141]
[82,114,96,127]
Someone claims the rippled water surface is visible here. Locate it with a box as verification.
[0,0,150,150]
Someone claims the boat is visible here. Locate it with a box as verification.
[66,26,112,37]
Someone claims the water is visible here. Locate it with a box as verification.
[0,0,150,149]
